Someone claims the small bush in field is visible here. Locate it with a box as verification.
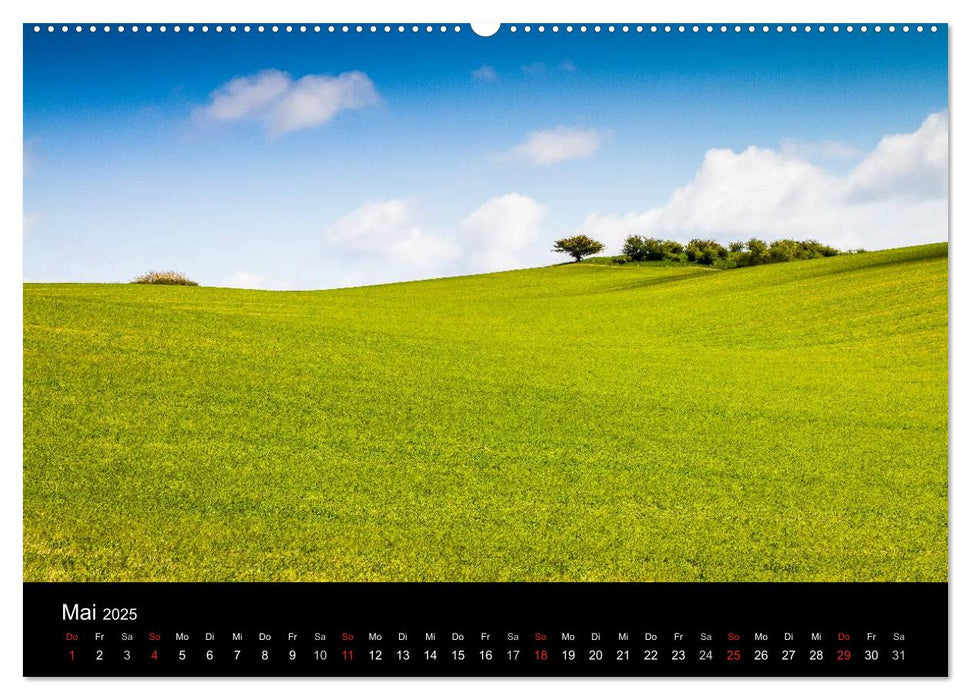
[733,238,770,267]
[623,236,684,262]
[712,256,738,270]
[612,255,632,265]
[685,239,729,265]
[131,271,198,286]
[769,239,798,263]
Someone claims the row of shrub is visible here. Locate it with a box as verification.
[613,236,851,269]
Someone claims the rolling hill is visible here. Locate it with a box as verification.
[23,243,948,582]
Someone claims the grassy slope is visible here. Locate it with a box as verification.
[23,244,948,582]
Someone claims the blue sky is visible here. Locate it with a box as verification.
[24,24,948,289]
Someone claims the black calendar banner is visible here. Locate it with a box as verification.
[24,582,947,677]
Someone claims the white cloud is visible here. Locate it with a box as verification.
[461,194,546,272]
[196,69,379,136]
[221,271,267,289]
[199,70,290,122]
[846,111,948,201]
[580,111,948,252]
[500,126,605,166]
[322,199,461,269]
[319,194,546,283]
[471,65,498,82]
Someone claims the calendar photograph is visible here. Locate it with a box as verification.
[23,23,947,594]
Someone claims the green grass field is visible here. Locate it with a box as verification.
[23,243,948,582]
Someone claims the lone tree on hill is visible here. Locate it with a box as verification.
[553,235,605,262]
